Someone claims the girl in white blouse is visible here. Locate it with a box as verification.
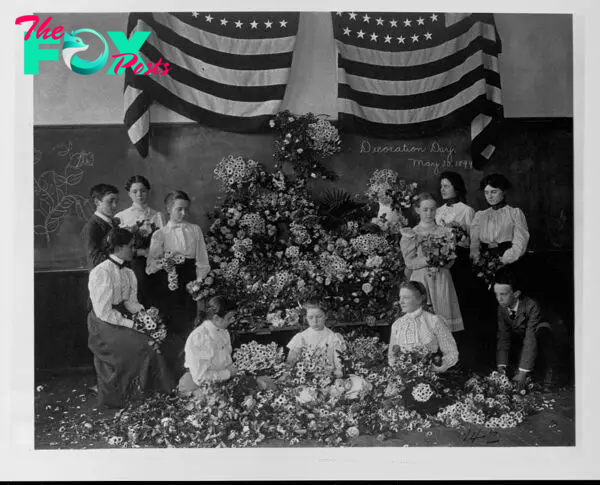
[115,175,166,306]
[178,296,238,394]
[388,281,459,373]
[470,173,530,369]
[470,173,530,267]
[436,172,476,350]
[286,301,347,378]
[146,190,211,336]
[87,228,175,408]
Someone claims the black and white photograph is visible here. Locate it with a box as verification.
[3,0,599,481]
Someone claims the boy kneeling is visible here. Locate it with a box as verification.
[493,268,556,390]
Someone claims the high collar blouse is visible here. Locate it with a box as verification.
[146,221,211,279]
[115,204,166,228]
[469,205,530,264]
[88,256,144,328]
[184,320,233,385]
[388,308,459,372]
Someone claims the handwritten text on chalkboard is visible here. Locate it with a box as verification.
[359,140,473,174]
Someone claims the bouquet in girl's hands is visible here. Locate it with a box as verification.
[417,232,457,276]
[440,221,469,247]
[127,219,159,251]
[473,247,504,290]
[233,341,287,379]
[389,345,450,414]
[156,251,186,291]
[132,307,167,353]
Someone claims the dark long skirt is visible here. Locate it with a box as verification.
[87,310,180,408]
[130,255,150,306]
[148,258,198,338]
[450,247,479,365]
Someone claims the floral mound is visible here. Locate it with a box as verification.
[96,337,551,448]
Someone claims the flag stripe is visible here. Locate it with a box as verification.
[136,13,294,71]
[339,67,500,109]
[337,52,499,96]
[136,50,284,117]
[338,80,499,124]
[148,78,274,131]
[140,39,288,102]
[154,13,297,55]
[138,20,291,87]
[338,38,499,82]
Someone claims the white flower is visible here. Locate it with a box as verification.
[346,426,360,438]
[269,119,275,127]
[296,386,317,404]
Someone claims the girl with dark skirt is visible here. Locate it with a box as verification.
[87,228,177,409]
[435,172,476,361]
[470,173,530,369]
[115,175,166,306]
[146,190,211,338]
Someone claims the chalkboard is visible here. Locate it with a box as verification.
[33,119,573,271]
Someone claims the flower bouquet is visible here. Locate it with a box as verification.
[440,221,469,246]
[132,307,168,353]
[436,371,544,429]
[269,110,340,181]
[213,155,264,193]
[127,219,159,251]
[417,232,457,276]
[156,250,186,291]
[365,169,419,211]
[285,346,336,391]
[388,345,451,415]
[473,247,504,290]
[265,307,302,329]
[233,341,287,379]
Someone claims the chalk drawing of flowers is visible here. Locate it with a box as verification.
[34,141,95,244]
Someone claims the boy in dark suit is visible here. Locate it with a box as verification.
[81,184,120,269]
[493,268,556,390]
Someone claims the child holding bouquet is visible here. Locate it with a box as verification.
[286,301,347,378]
[115,175,166,305]
[146,190,211,337]
[400,193,464,333]
[178,296,238,394]
[87,228,176,408]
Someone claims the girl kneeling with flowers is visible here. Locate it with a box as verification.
[178,296,239,395]
[388,281,459,373]
[286,301,347,378]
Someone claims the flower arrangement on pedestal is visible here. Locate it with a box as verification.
[187,160,414,331]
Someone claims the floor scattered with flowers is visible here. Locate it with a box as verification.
[34,370,574,449]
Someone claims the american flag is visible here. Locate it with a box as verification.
[124,12,300,157]
[332,12,503,169]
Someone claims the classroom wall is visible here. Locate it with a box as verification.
[33,12,573,125]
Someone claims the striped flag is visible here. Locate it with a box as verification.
[124,12,300,158]
[332,12,503,169]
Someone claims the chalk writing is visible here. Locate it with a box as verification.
[358,139,472,173]
[410,158,473,175]
[359,140,426,154]
[34,142,95,244]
